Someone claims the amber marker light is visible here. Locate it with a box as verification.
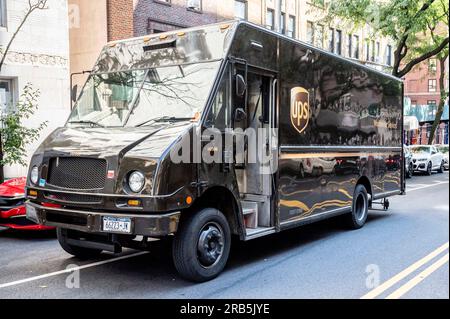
[177,32,186,37]
[159,34,168,40]
[128,199,142,207]
[29,190,38,197]
[186,196,193,205]
[220,24,230,32]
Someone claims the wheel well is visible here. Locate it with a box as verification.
[189,187,241,235]
[357,176,372,198]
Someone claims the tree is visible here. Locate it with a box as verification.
[0,83,48,172]
[316,0,449,78]
[0,0,48,72]
[0,0,48,182]
[427,52,449,144]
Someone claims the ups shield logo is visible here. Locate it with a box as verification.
[290,87,310,134]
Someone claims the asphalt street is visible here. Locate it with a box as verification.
[0,172,448,299]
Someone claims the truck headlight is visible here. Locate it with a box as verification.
[128,171,145,193]
[30,166,39,185]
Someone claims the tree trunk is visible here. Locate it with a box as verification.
[428,54,449,145]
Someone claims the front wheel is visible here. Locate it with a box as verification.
[344,184,369,229]
[57,228,103,259]
[406,163,413,178]
[437,161,444,173]
[427,162,433,176]
[172,208,231,282]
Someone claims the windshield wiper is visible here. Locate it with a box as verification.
[135,116,192,127]
[68,120,105,128]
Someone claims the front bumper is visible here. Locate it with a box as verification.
[26,202,180,237]
[412,162,428,172]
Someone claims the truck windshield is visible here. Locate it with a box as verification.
[68,61,221,127]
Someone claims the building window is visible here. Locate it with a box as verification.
[186,0,201,11]
[365,40,370,61]
[386,45,392,66]
[280,12,286,34]
[347,34,352,57]
[328,28,334,52]
[370,40,375,62]
[287,15,295,38]
[353,35,360,59]
[306,21,314,44]
[427,100,437,106]
[234,0,247,20]
[429,58,437,73]
[266,9,274,30]
[428,79,437,92]
[315,24,324,48]
[0,79,13,114]
[376,41,380,62]
[0,0,7,27]
[335,30,342,55]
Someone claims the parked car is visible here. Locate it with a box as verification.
[0,177,54,231]
[435,144,449,170]
[404,144,413,178]
[410,145,445,175]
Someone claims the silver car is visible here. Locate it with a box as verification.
[410,145,445,175]
[435,145,449,170]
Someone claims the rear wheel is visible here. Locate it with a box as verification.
[345,184,369,229]
[57,228,103,259]
[172,208,231,282]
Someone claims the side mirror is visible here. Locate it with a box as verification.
[71,85,78,103]
[234,107,247,122]
[236,74,247,98]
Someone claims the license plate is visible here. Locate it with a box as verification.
[102,217,132,234]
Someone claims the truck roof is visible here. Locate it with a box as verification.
[102,20,401,83]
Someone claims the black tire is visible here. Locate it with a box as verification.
[345,184,369,229]
[437,161,444,174]
[427,162,433,176]
[172,208,231,282]
[57,228,102,259]
[406,163,413,179]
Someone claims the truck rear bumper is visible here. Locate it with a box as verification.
[26,202,180,237]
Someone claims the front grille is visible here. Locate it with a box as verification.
[45,192,103,205]
[47,157,107,190]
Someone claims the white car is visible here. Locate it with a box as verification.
[435,145,449,170]
[410,145,445,175]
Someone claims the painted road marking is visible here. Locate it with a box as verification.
[386,253,449,299]
[407,181,449,192]
[0,251,149,289]
[361,242,449,299]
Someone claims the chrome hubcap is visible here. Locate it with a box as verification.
[197,223,224,268]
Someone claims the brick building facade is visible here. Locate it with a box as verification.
[404,57,450,145]
[107,0,134,41]
[404,57,449,106]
